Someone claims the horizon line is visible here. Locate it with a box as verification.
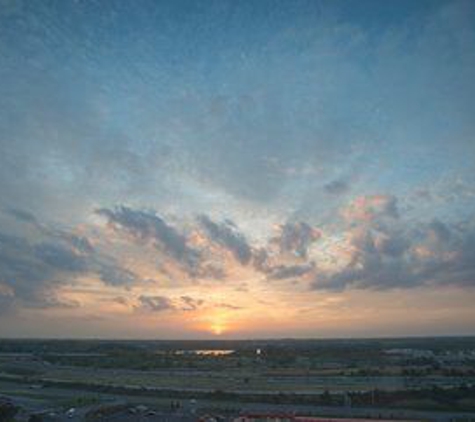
[1,333,475,342]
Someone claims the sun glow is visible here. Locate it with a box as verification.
[210,323,225,335]
[210,320,226,335]
[206,309,231,336]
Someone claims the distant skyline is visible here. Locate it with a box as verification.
[1,0,475,339]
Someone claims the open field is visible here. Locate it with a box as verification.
[2,338,475,421]
[2,364,475,394]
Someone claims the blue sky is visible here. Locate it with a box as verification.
[0,0,474,338]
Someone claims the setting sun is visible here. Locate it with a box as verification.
[209,312,228,336]
[210,322,225,336]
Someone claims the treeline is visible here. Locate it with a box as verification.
[42,351,241,370]
[0,400,19,421]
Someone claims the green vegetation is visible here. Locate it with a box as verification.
[1,337,475,415]
[0,400,19,422]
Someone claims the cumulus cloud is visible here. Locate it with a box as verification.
[97,206,200,271]
[6,208,38,224]
[324,179,350,195]
[313,237,414,292]
[312,210,475,291]
[180,295,204,311]
[97,207,249,281]
[342,195,399,224]
[96,262,138,286]
[0,233,76,308]
[426,219,452,245]
[311,195,415,291]
[198,215,252,265]
[3,195,475,317]
[34,241,88,272]
[137,295,175,312]
[0,212,141,312]
[247,222,322,281]
[194,263,227,280]
[252,247,270,273]
[272,221,321,259]
[268,263,315,280]
[136,294,241,313]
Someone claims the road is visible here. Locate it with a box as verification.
[3,377,475,421]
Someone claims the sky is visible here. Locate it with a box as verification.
[0,0,475,339]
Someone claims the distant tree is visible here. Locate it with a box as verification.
[321,390,332,405]
[0,401,19,421]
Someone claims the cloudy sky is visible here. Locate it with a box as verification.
[1,0,475,339]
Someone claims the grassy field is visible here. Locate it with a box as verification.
[2,338,475,418]
[11,363,472,394]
